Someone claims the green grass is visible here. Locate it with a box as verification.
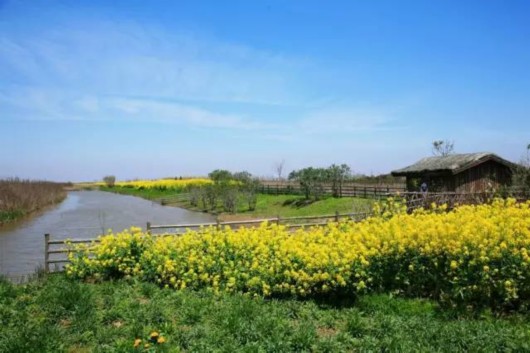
[1,274,529,353]
[99,186,175,200]
[0,209,25,224]
[221,194,373,220]
[99,186,373,220]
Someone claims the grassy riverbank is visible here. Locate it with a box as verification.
[99,185,175,200]
[1,274,529,353]
[0,179,67,225]
[99,186,373,220]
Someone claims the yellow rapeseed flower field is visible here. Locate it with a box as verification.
[67,198,530,311]
[114,178,212,191]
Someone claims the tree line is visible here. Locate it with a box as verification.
[288,164,352,200]
[187,170,261,214]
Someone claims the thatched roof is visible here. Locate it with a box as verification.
[391,153,516,177]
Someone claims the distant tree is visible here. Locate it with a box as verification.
[432,140,455,156]
[288,167,327,200]
[233,171,252,184]
[221,186,239,214]
[328,164,352,197]
[208,169,233,184]
[273,159,286,181]
[103,175,116,187]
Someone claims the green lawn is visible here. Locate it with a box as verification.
[219,194,373,221]
[99,186,373,221]
[1,274,529,353]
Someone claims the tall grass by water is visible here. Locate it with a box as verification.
[0,178,67,224]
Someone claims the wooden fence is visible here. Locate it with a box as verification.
[44,211,371,273]
[257,183,405,198]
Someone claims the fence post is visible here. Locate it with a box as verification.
[44,233,50,273]
[216,216,221,230]
[335,210,339,222]
[146,222,151,235]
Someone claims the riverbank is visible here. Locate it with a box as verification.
[0,179,67,226]
[2,273,529,352]
[99,186,373,221]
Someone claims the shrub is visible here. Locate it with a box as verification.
[102,175,116,187]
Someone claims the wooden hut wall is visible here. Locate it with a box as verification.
[454,161,512,193]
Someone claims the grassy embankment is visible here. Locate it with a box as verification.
[0,179,67,225]
[99,186,373,221]
[1,274,529,353]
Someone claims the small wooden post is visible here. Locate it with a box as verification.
[146,222,151,235]
[216,216,221,230]
[44,233,50,273]
[335,210,340,222]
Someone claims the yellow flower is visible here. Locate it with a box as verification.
[133,338,142,348]
[150,331,159,339]
[157,336,166,344]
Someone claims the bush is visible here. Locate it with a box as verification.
[102,175,116,187]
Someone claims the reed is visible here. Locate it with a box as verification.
[0,178,67,224]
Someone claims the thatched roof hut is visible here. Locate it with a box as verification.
[391,153,515,192]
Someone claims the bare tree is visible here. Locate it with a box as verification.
[273,159,286,181]
[432,140,455,156]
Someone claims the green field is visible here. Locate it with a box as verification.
[99,186,373,220]
[216,194,373,221]
[1,274,528,353]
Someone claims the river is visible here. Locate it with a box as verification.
[0,190,215,277]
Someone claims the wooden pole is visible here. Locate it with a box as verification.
[216,216,221,230]
[146,222,151,235]
[335,210,339,222]
[44,233,50,273]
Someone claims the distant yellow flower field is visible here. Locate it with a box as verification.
[99,178,212,191]
[67,198,530,311]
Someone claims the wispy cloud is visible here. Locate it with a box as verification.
[0,18,309,107]
[0,88,278,130]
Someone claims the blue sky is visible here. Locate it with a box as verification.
[1,0,529,181]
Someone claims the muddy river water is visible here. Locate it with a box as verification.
[0,190,215,276]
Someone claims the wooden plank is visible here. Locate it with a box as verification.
[44,233,49,273]
[287,222,330,227]
[47,249,75,254]
[149,222,217,229]
[46,259,70,264]
[48,239,100,245]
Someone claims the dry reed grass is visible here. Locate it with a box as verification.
[0,178,67,224]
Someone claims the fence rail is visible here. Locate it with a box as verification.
[44,211,371,273]
[257,184,405,198]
